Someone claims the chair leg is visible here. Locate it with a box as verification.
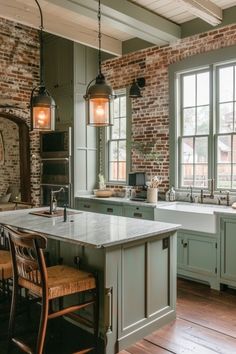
[7,277,19,353]
[35,294,49,354]
[93,277,99,353]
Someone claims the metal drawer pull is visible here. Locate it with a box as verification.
[107,208,113,213]
[84,204,91,208]
[134,212,142,218]
[105,287,113,333]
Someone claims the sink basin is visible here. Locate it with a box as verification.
[155,202,229,233]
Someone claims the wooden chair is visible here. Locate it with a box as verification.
[0,226,12,300]
[5,225,99,354]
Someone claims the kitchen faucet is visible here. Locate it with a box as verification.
[200,179,214,203]
[49,187,65,214]
[187,186,194,203]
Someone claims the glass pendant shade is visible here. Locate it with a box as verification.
[85,74,114,127]
[31,87,55,131]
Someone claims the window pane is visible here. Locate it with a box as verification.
[219,103,233,133]
[217,164,231,189]
[120,118,126,139]
[233,164,236,189]
[119,141,126,160]
[120,96,126,117]
[183,108,195,135]
[183,75,195,107]
[197,72,209,105]
[219,66,234,103]
[111,119,119,139]
[195,137,208,163]
[182,138,193,163]
[197,106,209,134]
[195,165,208,187]
[233,135,236,163]
[114,98,119,118]
[109,141,118,161]
[109,162,118,181]
[217,135,231,163]
[181,165,193,186]
[118,162,126,181]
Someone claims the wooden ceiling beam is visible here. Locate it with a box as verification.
[178,0,222,26]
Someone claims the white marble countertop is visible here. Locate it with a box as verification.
[0,207,180,248]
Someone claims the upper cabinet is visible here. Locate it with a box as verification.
[44,35,98,198]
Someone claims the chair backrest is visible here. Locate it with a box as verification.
[0,225,9,250]
[4,225,48,289]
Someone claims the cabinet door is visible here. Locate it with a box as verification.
[177,235,186,269]
[221,218,236,281]
[123,205,154,220]
[185,234,217,276]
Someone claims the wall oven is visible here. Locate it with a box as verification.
[40,128,72,207]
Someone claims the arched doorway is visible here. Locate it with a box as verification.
[0,113,30,202]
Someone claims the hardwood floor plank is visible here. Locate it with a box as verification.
[124,339,172,353]
[145,318,236,354]
[177,280,236,338]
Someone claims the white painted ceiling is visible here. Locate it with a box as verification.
[0,0,236,56]
[129,0,236,23]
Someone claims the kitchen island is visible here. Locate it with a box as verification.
[0,208,180,353]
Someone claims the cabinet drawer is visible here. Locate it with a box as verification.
[98,203,123,216]
[123,206,154,220]
[75,199,98,213]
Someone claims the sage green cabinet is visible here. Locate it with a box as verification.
[75,198,155,220]
[177,231,218,289]
[123,205,154,220]
[220,217,236,285]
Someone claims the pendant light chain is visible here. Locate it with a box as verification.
[35,0,44,87]
[98,0,102,75]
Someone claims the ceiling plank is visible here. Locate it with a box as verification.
[47,0,181,44]
[0,0,122,56]
[177,0,223,26]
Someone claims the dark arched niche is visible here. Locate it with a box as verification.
[0,113,31,202]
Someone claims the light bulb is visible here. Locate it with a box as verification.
[96,105,105,116]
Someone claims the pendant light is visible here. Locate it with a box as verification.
[30,0,55,131]
[84,0,115,127]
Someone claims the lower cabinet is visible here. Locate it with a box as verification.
[220,216,236,286]
[75,198,155,220]
[177,231,218,289]
[123,205,154,220]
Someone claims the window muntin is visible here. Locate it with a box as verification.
[177,62,236,190]
[108,93,127,182]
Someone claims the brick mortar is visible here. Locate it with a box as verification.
[102,23,236,192]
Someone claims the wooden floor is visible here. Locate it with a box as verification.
[1,278,236,353]
[119,279,236,354]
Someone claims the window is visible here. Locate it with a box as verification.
[176,60,236,190]
[108,92,127,182]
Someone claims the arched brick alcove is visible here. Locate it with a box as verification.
[0,112,31,202]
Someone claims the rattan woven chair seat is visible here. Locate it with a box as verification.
[0,250,12,280]
[18,265,96,299]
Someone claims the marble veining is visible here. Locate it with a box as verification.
[0,208,180,248]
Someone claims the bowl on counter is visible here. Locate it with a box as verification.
[94,189,113,198]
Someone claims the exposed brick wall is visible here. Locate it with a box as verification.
[0,118,20,195]
[0,17,40,205]
[102,24,236,192]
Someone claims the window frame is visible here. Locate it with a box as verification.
[100,88,131,185]
[169,45,236,192]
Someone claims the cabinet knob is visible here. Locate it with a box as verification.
[183,242,188,248]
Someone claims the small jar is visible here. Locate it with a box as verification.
[169,187,176,202]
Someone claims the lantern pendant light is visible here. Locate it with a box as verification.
[31,0,55,131]
[84,0,115,127]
